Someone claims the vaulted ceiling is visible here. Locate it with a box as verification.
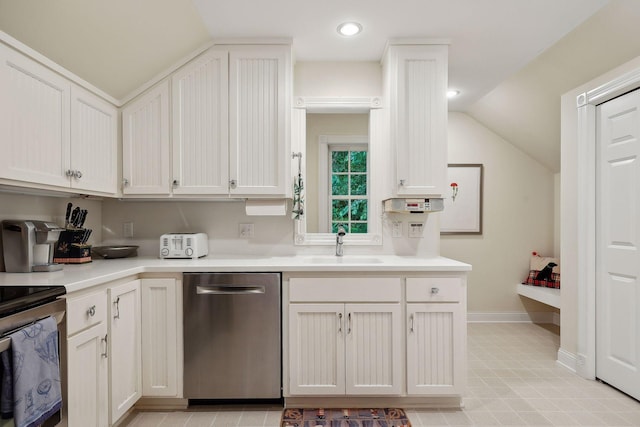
[2,0,640,172]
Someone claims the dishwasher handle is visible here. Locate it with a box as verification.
[196,285,266,295]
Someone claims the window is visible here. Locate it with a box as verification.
[329,144,368,233]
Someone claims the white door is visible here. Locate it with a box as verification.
[345,303,401,395]
[172,50,229,195]
[67,322,109,427]
[141,278,180,397]
[288,304,345,395]
[596,89,640,401]
[0,43,71,187]
[122,81,171,195]
[70,85,118,194]
[109,280,141,423]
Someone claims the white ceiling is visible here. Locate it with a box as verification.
[192,0,609,111]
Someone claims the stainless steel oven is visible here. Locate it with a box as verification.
[0,287,66,427]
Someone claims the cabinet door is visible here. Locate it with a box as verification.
[0,43,71,187]
[229,45,290,196]
[389,45,448,197]
[141,278,180,397]
[109,280,141,423]
[122,81,171,195]
[172,50,229,195]
[406,303,465,395]
[67,322,109,427]
[289,304,345,395]
[345,303,402,395]
[70,85,117,194]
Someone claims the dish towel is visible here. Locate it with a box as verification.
[8,317,62,427]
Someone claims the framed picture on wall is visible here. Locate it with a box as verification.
[440,164,484,235]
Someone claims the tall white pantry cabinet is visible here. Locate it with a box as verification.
[122,43,291,198]
[0,42,118,195]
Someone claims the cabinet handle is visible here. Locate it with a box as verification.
[87,305,96,317]
[431,287,439,295]
[113,296,120,319]
[101,334,108,358]
[75,170,82,179]
[347,312,352,334]
[338,313,343,333]
[229,179,237,189]
[410,313,415,333]
[172,179,179,187]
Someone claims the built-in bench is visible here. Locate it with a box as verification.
[517,283,561,309]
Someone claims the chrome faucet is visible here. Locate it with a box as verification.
[336,225,346,257]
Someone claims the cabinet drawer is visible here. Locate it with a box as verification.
[406,277,462,302]
[290,277,401,302]
[66,290,107,336]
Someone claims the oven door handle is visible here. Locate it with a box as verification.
[0,310,66,353]
[196,285,265,295]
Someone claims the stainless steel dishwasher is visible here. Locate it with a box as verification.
[183,272,281,400]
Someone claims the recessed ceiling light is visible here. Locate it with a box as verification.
[337,22,362,37]
[447,90,460,98]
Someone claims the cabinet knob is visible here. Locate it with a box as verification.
[172,179,179,187]
[122,178,129,187]
[431,287,439,295]
[399,179,405,186]
[66,169,75,177]
[229,179,237,189]
[87,305,96,317]
[75,170,83,179]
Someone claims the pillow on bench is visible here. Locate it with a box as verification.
[523,252,560,289]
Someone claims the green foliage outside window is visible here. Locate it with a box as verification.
[330,149,368,233]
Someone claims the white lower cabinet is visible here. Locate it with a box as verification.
[288,277,402,396]
[140,278,181,397]
[66,279,142,427]
[108,280,142,423]
[406,277,466,396]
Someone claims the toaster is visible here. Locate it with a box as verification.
[159,233,208,259]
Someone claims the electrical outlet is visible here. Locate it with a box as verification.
[123,222,134,238]
[408,222,424,238]
[392,221,403,238]
[239,223,254,238]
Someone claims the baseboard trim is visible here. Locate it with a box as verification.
[468,312,559,325]
[557,348,577,373]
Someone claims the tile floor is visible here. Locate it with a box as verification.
[123,323,640,426]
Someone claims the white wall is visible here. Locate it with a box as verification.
[561,54,640,356]
[441,112,556,314]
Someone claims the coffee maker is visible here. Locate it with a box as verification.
[1,220,64,272]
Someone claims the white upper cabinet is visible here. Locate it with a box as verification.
[228,45,289,196]
[123,43,291,198]
[384,42,448,197]
[71,85,118,194]
[122,81,171,195]
[172,50,229,195]
[0,43,117,195]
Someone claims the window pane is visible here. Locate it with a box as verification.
[331,174,349,195]
[332,200,349,221]
[350,199,368,221]
[332,223,350,233]
[332,151,348,173]
[350,174,367,195]
[351,223,368,233]
[350,151,367,172]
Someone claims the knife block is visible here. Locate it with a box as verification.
[54,230,92,264]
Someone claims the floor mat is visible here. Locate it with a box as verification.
[281,408,411,427]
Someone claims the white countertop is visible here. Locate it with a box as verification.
[0,255,471,293]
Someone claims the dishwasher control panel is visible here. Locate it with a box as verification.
[159,233,208,259]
